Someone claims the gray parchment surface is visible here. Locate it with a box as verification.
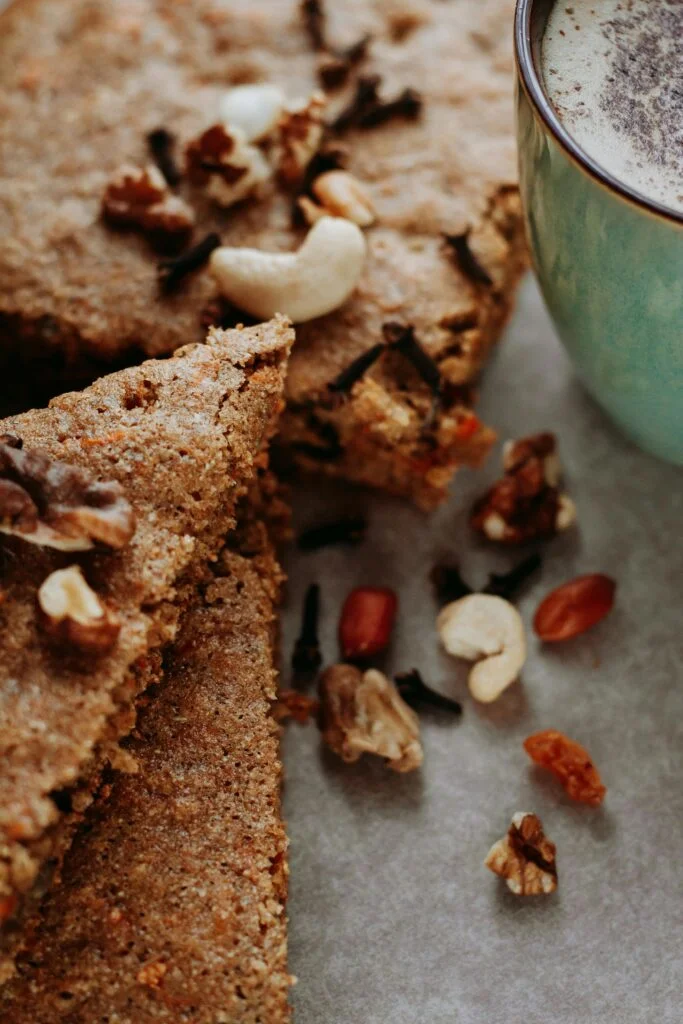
[280,276,683,1024]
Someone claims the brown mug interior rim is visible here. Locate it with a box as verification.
[514,0,683,227]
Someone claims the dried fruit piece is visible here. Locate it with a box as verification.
[524,729,606,806]
[318,664,422,772]
[137,961,167,988]
[534,574,616,642]
[485,812,558,895]
[339,586,398,660]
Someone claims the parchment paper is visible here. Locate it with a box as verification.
[280,276,683,1024]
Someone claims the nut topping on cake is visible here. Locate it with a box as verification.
[0,440,135,551]
[209,216,366,322]
[37,566,121,654]
[276,91,327,184]
[185,124,272,208]
[102,164,194,239]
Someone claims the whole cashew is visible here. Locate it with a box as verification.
[209,216,367,323]
[437,594,526,703]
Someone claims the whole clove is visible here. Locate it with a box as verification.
[147,128,182,187]
[328,343,384,394]
[301,0,326,50]
[431,553,543,607]
[430,562,474,606]
[482,553,542,602]
[298,517,367,552]
[357,87,423,128]
[383,322,442,396]
[318,35,372,90]
[158,232,221,293]
[443,230,494,287]
[331,74,382,132]
[395,670,462,714]
[291,583,323,680]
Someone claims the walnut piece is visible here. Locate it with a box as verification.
[102,164,194,239]
[185,123,271,208]
[318,664,423,773]
[484,812,558,896]
[37,565,121,654]
[277,91,327,184]
[471,432,576,544]
[0,439,135,551]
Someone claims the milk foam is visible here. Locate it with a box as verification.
[542,0,683,214]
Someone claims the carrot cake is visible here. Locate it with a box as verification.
[0,317,292,979]
[0,0,526,506]
[1,478,292,1022]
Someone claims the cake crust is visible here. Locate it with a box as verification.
[0,317,293,976]
[1,487,291,1023]
[0,0,526,505]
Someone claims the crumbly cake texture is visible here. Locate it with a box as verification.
[0,317,293,977]
[0,0,526,506]
[1,485,292,1023]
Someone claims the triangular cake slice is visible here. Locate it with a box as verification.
[0,317,293,976]
[1,477,292,1021]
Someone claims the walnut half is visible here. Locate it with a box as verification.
[102,164,195,240]
[471,432,576,544]
[484,812,558,896]
[38,566,121,654]
[318,664,423,773]
[0,439,135,551]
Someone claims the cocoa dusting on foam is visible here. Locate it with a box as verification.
[542,0,683,213]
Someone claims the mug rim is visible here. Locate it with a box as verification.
[514,0,683,227]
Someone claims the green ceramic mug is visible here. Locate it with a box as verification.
[514,0,683,464]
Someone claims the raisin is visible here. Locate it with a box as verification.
[524,729,606,806]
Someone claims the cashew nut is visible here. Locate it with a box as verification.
[219,83,286,142]
[437,594,526,703]
[209,216,366,322]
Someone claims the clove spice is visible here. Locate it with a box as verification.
[430,562,473,606]
[291,583,323,680]
[443,230,493,287]
[331,74,382,132]
[158,232,221,293]
[147,128,182,187]
[395,670,462,714]
[482,553,542,601]
[328,342,384,394]
[383,322,442,396]
[298,517,367,552]
[431,553,543,607]
[357,87,423,128]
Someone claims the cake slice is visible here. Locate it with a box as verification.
[0,317,293,978]
[0,0,526,506]
[1,479,292,1022]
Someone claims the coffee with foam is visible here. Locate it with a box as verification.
[542,0,683,214]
